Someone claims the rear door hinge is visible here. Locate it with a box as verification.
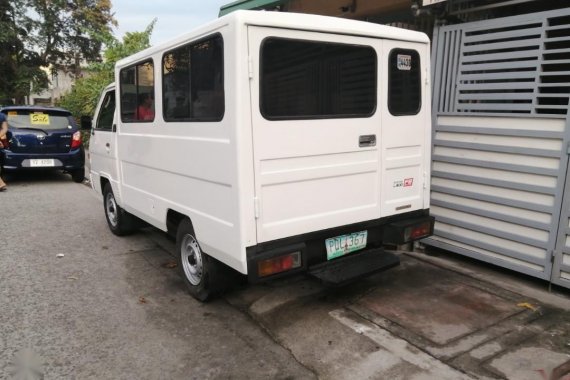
[566,142,570,155]
[254,196,260,219]
[423,171,427,189]
[248,56,254,79]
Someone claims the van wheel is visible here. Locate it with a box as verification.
[103,183,136,236]
[176,219,223,302]
[71,168,85,183]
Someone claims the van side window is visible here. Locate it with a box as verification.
[388,49,421,116]
[96,90,115,131]
[120,60,155,122]
[260,38,377,120]
[162,34,224,122]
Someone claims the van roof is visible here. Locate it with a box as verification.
[117,10,429,68]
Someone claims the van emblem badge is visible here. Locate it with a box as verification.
[393,178,414,188]
[36,134,46,141]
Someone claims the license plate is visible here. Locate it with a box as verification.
[30,159,55,167]
[325,231,368,260]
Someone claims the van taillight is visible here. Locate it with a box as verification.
[71,131,81,149]
[404,222,432,242]
[383,216,435,245]
[258,251,302,277]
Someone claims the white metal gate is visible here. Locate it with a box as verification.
[424,8,570,287]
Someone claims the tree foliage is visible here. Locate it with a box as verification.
[28,0,117,75]
[0,0,47,103]
[0,0,116,103]
[59,20,155,119]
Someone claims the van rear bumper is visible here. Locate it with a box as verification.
[246,209,434,283]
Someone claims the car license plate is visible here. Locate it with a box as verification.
[30,159,55,167]
[325,231,368,260]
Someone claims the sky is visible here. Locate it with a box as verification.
[111,0,232,45]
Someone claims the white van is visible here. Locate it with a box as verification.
[88,10,434,301]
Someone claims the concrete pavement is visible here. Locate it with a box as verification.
[221,254,570,380]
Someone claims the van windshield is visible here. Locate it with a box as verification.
[4,110,74,130]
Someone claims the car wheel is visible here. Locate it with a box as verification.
[103,183,136,236]
[176,219,225,302]
[71,168,85,183]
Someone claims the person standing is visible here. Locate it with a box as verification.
[0,112,8,191]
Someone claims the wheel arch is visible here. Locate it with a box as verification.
[100,176,110,195]
[167,209,193,238]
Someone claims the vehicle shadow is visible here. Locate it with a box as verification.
[3,170,73,185]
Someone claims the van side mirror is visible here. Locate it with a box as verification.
[80,115,92,130]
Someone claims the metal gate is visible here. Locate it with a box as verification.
[424,7,570,287]
[553,160,570,288]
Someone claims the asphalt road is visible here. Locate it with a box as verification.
[0,171,315,379]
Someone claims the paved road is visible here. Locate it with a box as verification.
[0,172,314,379]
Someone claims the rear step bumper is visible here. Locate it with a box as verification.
[308,248,400,286]
[247,209,432,283]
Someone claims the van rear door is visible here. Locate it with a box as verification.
[379,40,429,217]
[248,26,383,243]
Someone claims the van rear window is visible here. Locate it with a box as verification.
[388,49,421,116]
[260,38,377,120]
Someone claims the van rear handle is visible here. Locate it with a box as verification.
[359,134,376,147]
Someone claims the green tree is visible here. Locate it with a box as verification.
[28,0,117,75]
[59,20,155,120]
[0,0,48,103]
[1,0,116,103]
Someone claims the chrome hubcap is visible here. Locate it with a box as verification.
[105,193,118,227]
[181,234,203,285]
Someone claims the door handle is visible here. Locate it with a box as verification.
[359,134,376,147]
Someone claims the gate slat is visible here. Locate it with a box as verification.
[462,38,542,53]
[461,60,538,72]
[463,27,543,44]
[462,49,539,63]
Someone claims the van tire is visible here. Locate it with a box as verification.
[176,219,223,301]
[71,169,85,183]
[103,183,136,236]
